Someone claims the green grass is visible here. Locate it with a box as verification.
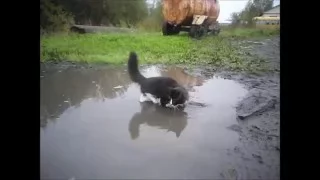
[41,28,278,72]
[220,27,279,39]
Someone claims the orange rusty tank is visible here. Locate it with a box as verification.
[162,0,220,27]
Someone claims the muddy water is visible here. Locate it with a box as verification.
[40,65,248,179]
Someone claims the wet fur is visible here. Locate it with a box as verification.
[127,52,189,107]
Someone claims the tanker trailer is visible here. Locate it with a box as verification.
[162,0,220,38]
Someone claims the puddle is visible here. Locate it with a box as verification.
[40,65,248,179]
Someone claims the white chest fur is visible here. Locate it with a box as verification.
[139,93,186,108]
[139,93,160,104]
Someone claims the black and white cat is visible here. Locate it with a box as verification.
[127,52,189,108]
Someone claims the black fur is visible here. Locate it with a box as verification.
[128,52,189,107]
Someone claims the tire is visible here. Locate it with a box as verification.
[162,22,180,36]
[162,22,170,36]
[172,27,180,35]
[189,25,197,38]
[216,28,220,34]
[213,23,221,35]
[189,25,204,39]
[211,28,220,36]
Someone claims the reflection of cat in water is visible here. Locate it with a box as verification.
[128,102,188,140]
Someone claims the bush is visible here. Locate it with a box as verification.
[136,17,162,32]
[40,0,74,33]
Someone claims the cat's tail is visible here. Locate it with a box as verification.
[128,52,146,84]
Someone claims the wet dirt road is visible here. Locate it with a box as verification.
[40,36,280,179]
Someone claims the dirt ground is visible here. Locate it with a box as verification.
[40,36,280,180]
[202,36,280,179]
[161,36,280,179]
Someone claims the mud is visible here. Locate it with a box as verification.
[40,36,280,179]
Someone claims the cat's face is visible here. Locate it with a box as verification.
[160,97,171,107]
[170,86,189,106]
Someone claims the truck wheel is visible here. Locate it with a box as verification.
[211,28,220,36]
[162,22,173,35]
[163,22,180,36]
[162,22,174,36]
[172,25,181,35]
[189,25,197,38]
[212,23,221,35]
[162,22,169,35]
[189,25,203,39]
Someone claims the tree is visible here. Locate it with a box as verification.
[40,0,74,33]
[230,12,241,25]
[230,0,274,26]
[137,0,163,31]
[117,0,148,27]
[41,0,153,32]
[253,0,274,13]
